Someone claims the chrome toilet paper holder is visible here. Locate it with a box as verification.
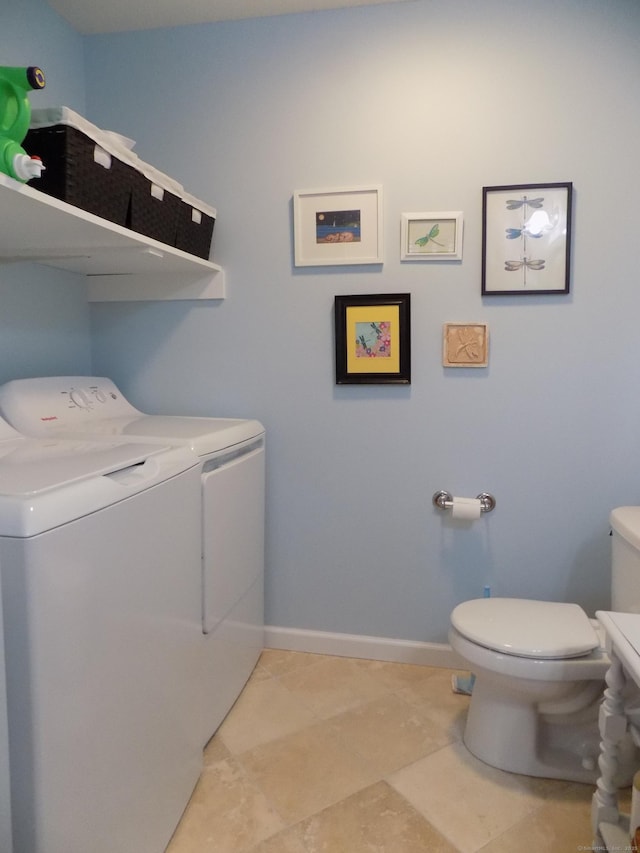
[432,490,496,513]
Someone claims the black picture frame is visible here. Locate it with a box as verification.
[334,293,411,384]
[482,182,573,295]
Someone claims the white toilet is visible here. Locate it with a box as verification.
[448,506,640,784]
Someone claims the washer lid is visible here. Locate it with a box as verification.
[451,598,600,659]
[0,434,197,538]
[0,436,169,496]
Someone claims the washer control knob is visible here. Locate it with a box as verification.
[69,388,90,409]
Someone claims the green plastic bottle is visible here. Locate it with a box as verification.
[0,65,45,182]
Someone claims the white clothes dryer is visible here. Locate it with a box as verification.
[0,376,266,745]
[0,414,202,853]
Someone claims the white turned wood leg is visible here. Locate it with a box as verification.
[592,657,627,838]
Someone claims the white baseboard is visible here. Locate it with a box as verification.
[264,625,465,669]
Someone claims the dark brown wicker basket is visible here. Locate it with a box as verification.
[127,170,181,247]
[24,124,132,227]
[175,201,215,259]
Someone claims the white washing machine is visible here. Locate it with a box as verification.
[0,414,203,853]
[0,595,11,853]
[0,376,266,745]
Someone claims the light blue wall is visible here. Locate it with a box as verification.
[79,0,640,643]
[0,0,91,384]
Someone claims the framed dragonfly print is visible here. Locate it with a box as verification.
[482,183,573,295]
[401,211,463,261]
[334,293,411,384]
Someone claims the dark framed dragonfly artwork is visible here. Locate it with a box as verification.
[482,182,573,295]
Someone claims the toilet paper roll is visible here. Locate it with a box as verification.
[451,496,482,521]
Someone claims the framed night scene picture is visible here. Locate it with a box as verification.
[482,182,573,295]
[334,293,411,384]
[293,186,383,266]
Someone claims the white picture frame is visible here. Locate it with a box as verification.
[400,211,463,261]
[293,185,383,267]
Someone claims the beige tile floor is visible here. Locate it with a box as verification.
[165,650,620,853]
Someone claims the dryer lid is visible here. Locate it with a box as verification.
[451,598,600,659]
[89,415,265,456]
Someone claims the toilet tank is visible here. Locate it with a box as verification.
[611,507,640,612]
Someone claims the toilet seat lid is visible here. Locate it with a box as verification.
[451,598,600,659]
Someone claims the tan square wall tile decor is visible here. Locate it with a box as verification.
[443,323,489,368]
